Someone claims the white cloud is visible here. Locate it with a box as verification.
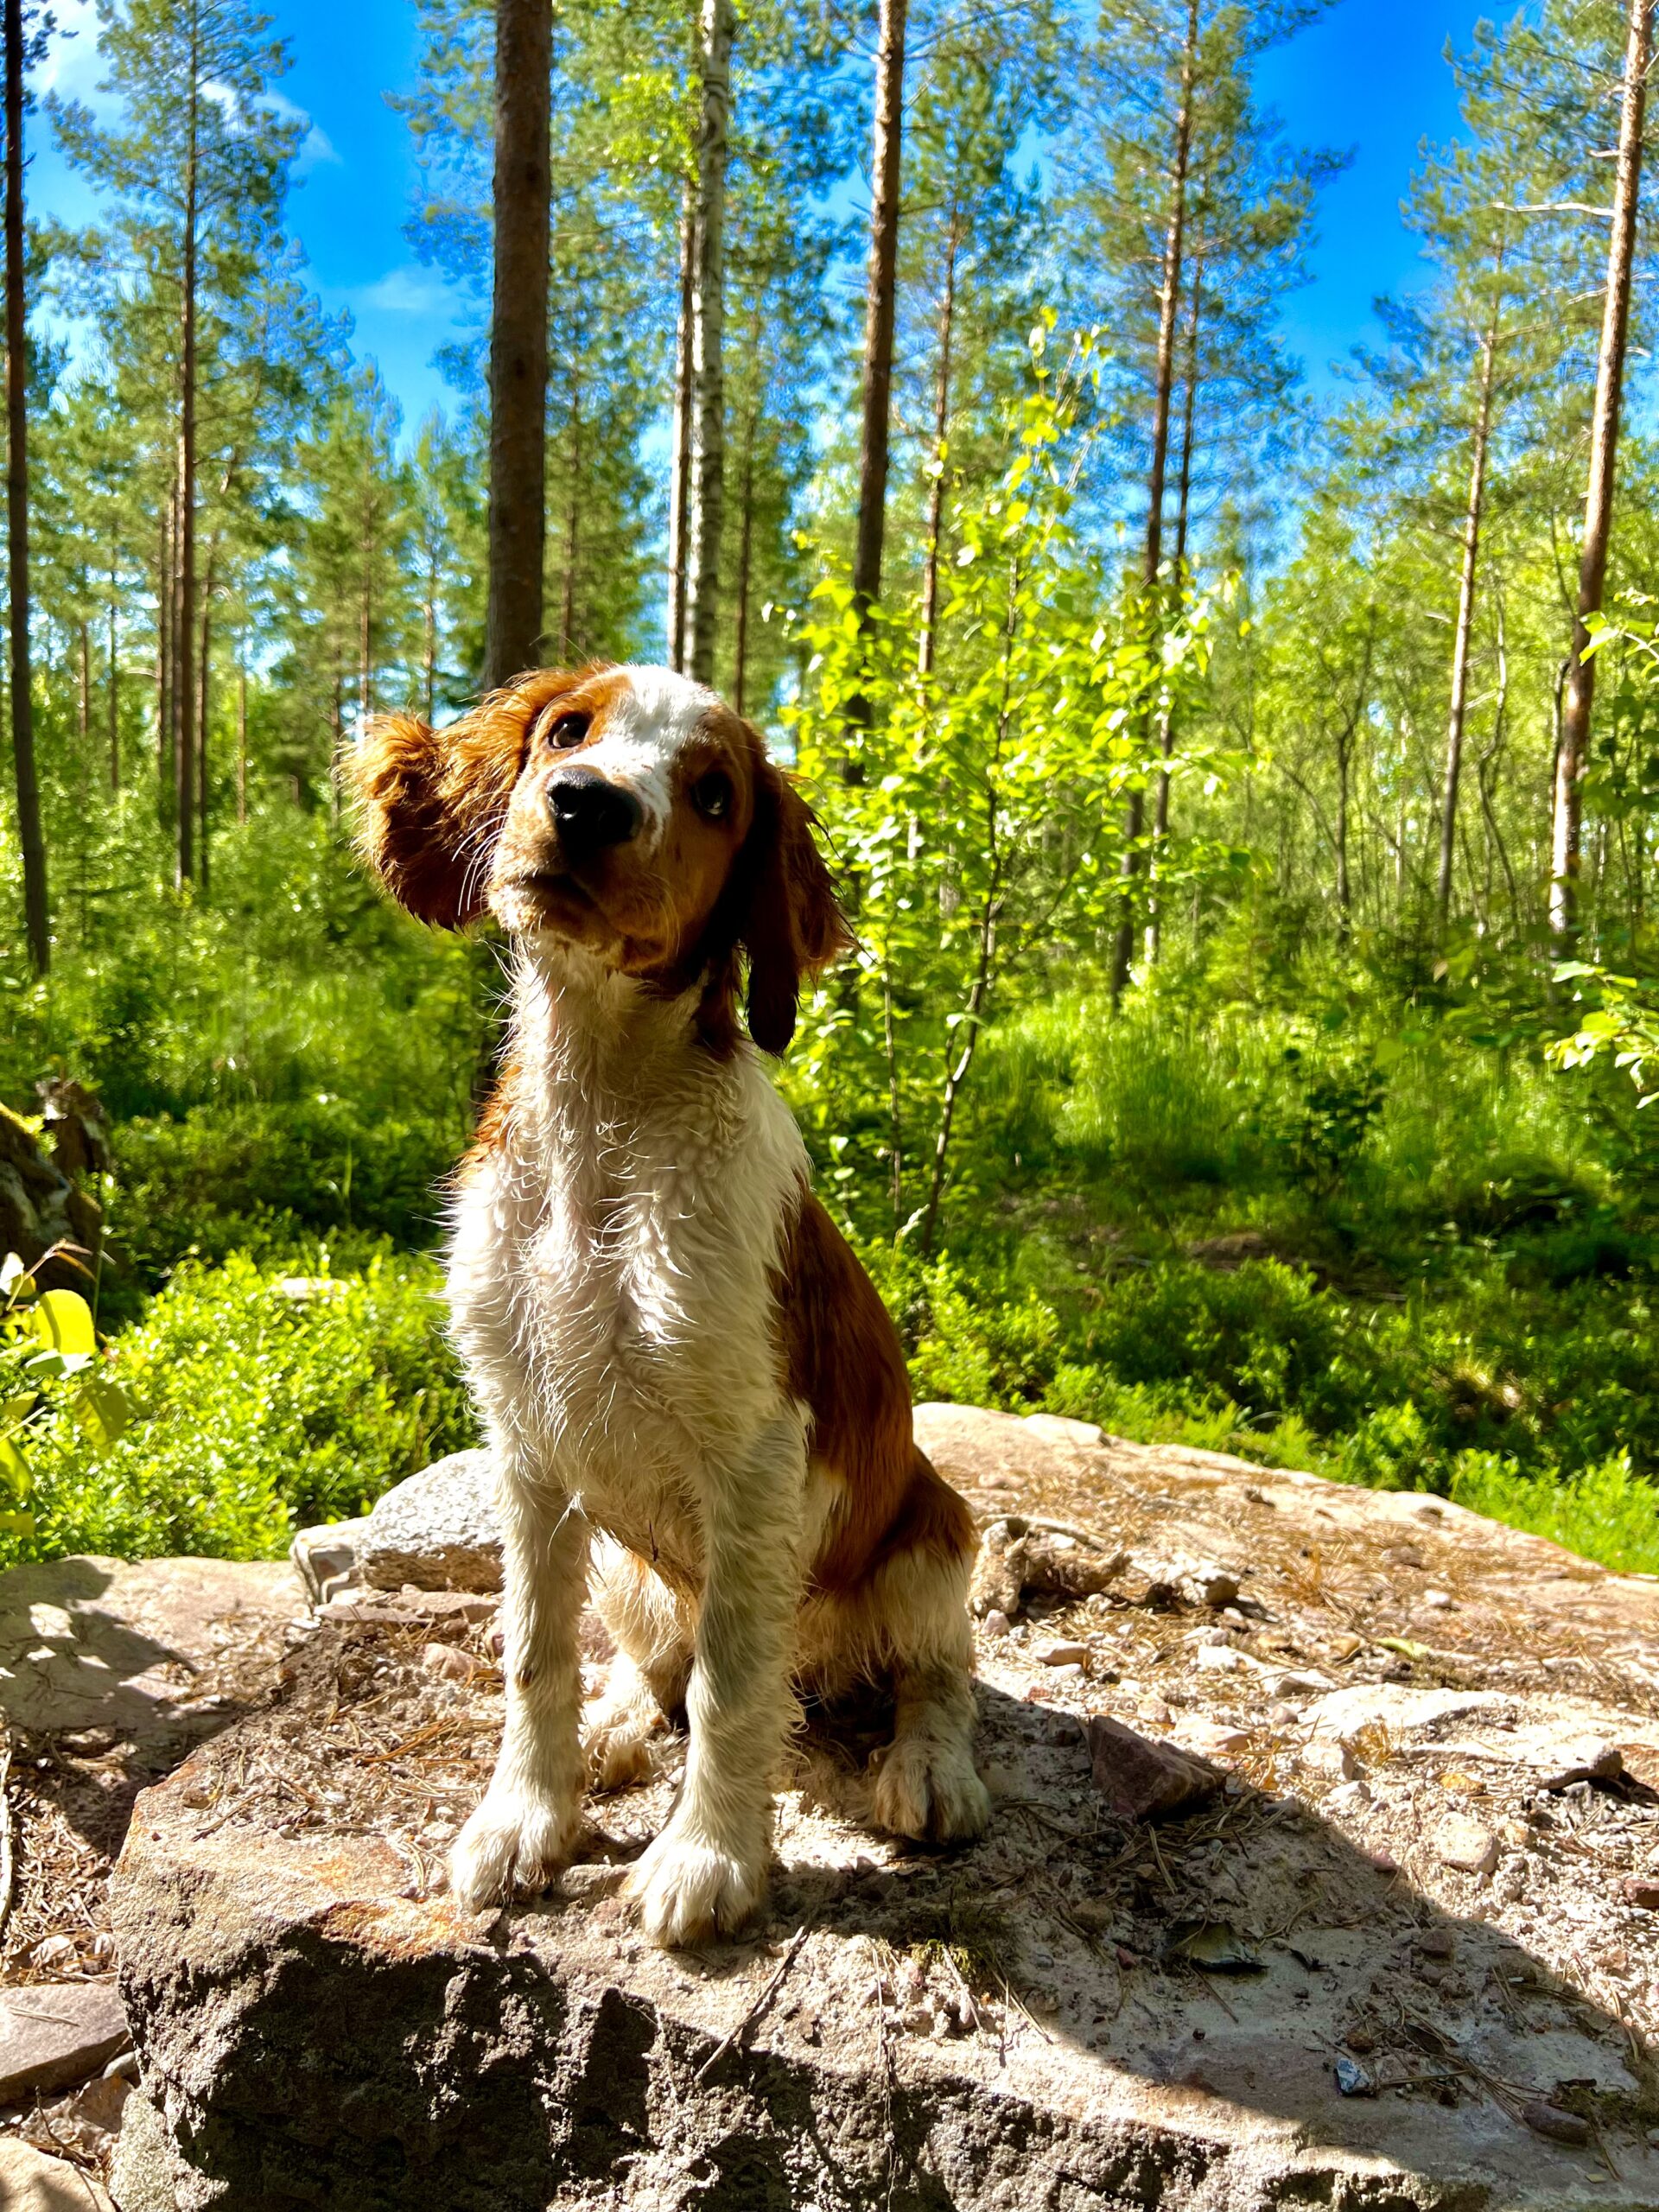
[353,266,457,316]
[38,0,109,105]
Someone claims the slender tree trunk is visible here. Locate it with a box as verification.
[852,0,907,631]
[560,373,579,659]
[4,0,45,972]
[423,563,437,724]
[106,560,118,791]
[237,651,247,824]
[1438,289,1501,925]
[197,596,210,892]
[1145,252,1204,963]
[1110,0,1198,1008]
[174,0,199,887]
[732,399,756,716]
[484,0,551,690]
[665,179,696,672]
[359,506,373,726]
[917,207,960,683]
[683,0,734,687]
[156,487,171,817]
[1335,732,1351,931]
[1551,0,1651,950]
[77,620,90,746]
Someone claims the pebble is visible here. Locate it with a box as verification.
[1181,1719,1249,1757]
[1301,1740,1358,1783]
[1270,1670,1336,1698]
[421,1643,475,1681]
[1436,1815,1499,1878]
[29,1936,78,1969]
[1417,1927,1456,1959]
[1620,1876,1659,1911]
[1521,2100,1592,2147]
[1138,1695,1173,1726]
[1195,1644,1244,1674]
[1268,1703,1300,1726]
[1333,2056,1375,2097]
[982,1610,1012,1640]
[1035,1642,1090,1668]
[1327,1780,1372,1812]
[1421,1590,1455,1610]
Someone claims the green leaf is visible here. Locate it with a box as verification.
[33,1288,98,1361]
[0,1511,35,1537]
[0,1434,29,1503]
[74,1380,131,1455]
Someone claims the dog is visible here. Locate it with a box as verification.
[348,663,990,1947]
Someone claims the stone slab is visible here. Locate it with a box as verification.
[0,1982,130,2103]
[355,1452,499,1593]
[0,2138,116,2210]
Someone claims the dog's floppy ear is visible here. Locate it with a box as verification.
[344,672,583,930]
[737,757,852,1054]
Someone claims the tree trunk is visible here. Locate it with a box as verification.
[359,499,373,726]
[156,487,171,816]
[560,372,580,659]
[77,619,91,745]
[107,561,119,791]
[852,0,907,629]
[665,178,696,672]
[1145,251,1203,963]
[683,0,734,688]
[1109,0,1198,1008]
[484,0,551,690]
[174,0,199,888]
[917,206,960,682]
[1438,288,1501,924]
[237,652,247,823]
[197,596,211,892]
[1550,0,1651,950]
[4,0,45,972]
[732,399,756,716]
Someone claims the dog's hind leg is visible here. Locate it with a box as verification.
[585,1539,694,1790]
[864,1457,992,1845]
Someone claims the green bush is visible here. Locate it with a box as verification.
[6,1246,475,1567]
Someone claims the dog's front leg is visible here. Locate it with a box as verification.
[627,1412,805,1946]
[449,1469,588,1908]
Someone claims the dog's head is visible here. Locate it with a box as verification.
[346,664,850,1054]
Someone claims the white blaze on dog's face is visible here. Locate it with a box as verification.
[346,662,851,1055]
[488,664,759,974]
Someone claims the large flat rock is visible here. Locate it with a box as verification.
[110,1408,1659,2210]
[0,1980,129,2101]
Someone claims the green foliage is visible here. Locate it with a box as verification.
[3,1246,474,1568]
[1,1252,130,1541]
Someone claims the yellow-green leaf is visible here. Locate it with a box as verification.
[0,1434,29,1501]
[34,1289,97,1361]
[0,1511,35,1537]
[75,1380,130,1454]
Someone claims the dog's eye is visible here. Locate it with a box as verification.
[539,709,590,751]
[691,770,734,821]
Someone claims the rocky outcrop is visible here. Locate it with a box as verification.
[355,1449,499,1592]
[105,1408,1659,2209]
[0,1103,105,1287]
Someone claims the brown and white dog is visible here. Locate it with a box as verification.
[348,663,990,1947]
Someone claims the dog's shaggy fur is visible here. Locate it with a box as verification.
[349,663,989,1947]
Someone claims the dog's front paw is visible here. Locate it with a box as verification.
[448,1784,579,1909]
[625,1827,767,1947]
[872,1738,992,1845]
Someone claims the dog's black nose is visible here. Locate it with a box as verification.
[545,767,641,859]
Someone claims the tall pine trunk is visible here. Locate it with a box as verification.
[560,373,580,658]
[156,487,172,817]
[917,207,960,682]
[484,0,551,690]
[197,595,211,890]
[237,652,247,823]
[732,397,756,715]
[665,180,696,671]
[852,0,907,632]
[106,558,118,791]
[1438,288,1501,925]
[1550,0,1651,950]
[683,0,733,687]
[1145,251,1203,963]
[1109,0,1198,1008]
[4,0,45,972]
[174,0,199,888]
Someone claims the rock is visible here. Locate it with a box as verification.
[969,1516,1127,1618]
[0,2139,116,2210]
[1181,1718,1249,1758]
[290,1519,369,1604]
[980,1609,1011,1640]
[1033,1640,1089,1667]
[356,1452,500,1592]
[1186,1569,1240,1609]
[0,1553,301,1742]
[1269,1670,1336,1698]
[1327,1780,1372,1812]
[103,1404,1659,2210]
[1536,1738,1623,1791]
[1620,1877,1659,1910]
[1521,2101,1593,2148]
[420,1643,475,1681]
[1436,1815,1500,1877]
[1333,2056,1375,2097]
[1194,1643,1244,1673]
[0,1980,130,2101]
[0,1100,105,1288]
[1300,1740,1359,1783]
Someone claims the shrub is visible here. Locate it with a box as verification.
[7,1246,475,1567]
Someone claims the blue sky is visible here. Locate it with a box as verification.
[31,0,1491,433]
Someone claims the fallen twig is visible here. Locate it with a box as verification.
[694,1923,811,2083]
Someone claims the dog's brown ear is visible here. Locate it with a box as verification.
[344,672,587,930]
[738,760,852,1054]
